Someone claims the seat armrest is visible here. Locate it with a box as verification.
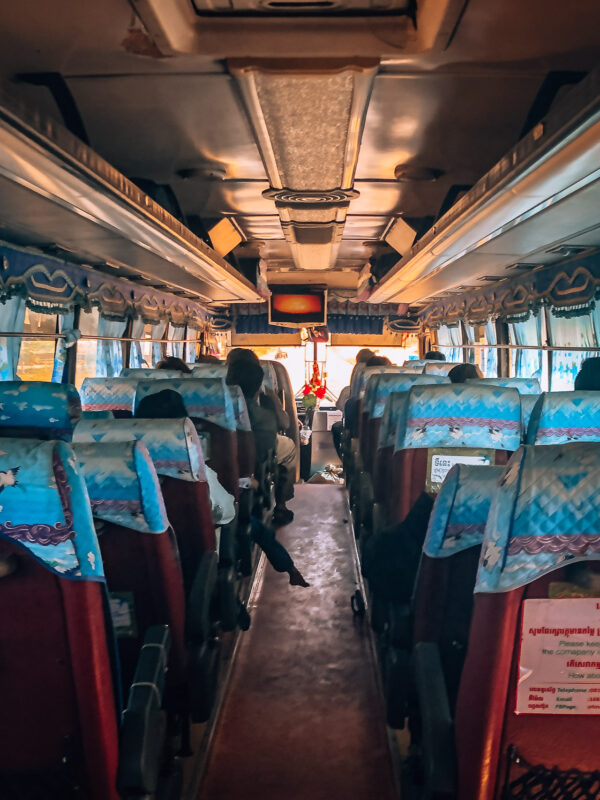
[187,550,219,641]
[412,642,456,799]
[117,625,170,797]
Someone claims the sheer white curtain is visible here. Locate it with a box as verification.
[509,314,543,382]
[185,328,198,364]
[437,324,462,362]
[52,310,75,382]
[129,317,147,368]
[549,310,596,390]
[483,319,498,377]
[0,296,26,380]
[166,323,185,358]
[96,315,127,377]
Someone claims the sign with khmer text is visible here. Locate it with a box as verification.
[516,598,600,715]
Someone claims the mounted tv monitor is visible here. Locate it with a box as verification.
[268,285,327,327]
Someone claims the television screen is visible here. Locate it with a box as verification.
[268,286,327,327]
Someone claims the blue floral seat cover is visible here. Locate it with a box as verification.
[477,443,600,592]
[80,377,139,413]
[363,372,449,421]
[423,464,503,558]
[73,440,169,533]
[261,361,278,391]
[0,438,103,580]
[134,378,236,431]
[400,360,426,374]
[0,381,81,440]
[394,384,522,451]
[81,410,115,420]
[73,417,206,482]
[228,385,252,432]
[468,376,541,394]
[354,366,406,399]
[423,361,464,376]
[120,368,188,379]
[378,392,411,449]
[526,391,600,445]
[190,364,227,379]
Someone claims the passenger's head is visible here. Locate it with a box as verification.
[574,357,600,391]
[448,363,482,383]
[355,348,375,364]
[425,350,446,361]
[226,358,264,400]
[135,389,188,418]
[226,347,260,366]
[156,356,191,374]
[195,353,221,363]
[366,355,392,367]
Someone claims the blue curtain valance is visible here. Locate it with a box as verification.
[419,250,600,329]
[0,241,208,327]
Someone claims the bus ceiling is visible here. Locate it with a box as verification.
[0,1,599,314]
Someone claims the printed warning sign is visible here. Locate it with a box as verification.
[426,448,492,493]
[516,598,600,715]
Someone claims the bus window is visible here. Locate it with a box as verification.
[549,310,597,390]
[509,314,547,390]
[75,307,99,388]
[17,309,57,381]
[166,323,185,358]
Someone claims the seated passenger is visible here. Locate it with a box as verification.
[365,355,392,367]
[574,356,600,390]
[333,349,376,455]
[425,350,446,361]
[448,363,482,383]
[136,388,309,587]
[156,355,192,373]
[226,351,296,527]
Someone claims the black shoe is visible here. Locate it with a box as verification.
[273,507,294,526]
[237,602,251,631]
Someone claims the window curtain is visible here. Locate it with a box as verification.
[437,324,462,363]
[549,310,597,390]
[166,323,185,359]
[463,323,476,364]
[96,315,127,377]
[0,296,26,380]
[509,314,543,382]
[51,310,75,382]
[129,317,148,368]
[151,321,166,366]
[185,328,198,364]
[483,319,498,377]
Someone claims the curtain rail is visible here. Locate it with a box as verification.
[0,332,199,343]
[436,343,600,352]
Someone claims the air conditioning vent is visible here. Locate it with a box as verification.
[192,0,409,13]
[547,244,588,257]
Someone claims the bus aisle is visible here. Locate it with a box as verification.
[195,484,398,800]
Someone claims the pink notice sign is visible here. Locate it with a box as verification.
[516,598,600,715]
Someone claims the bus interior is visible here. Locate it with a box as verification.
[0,2,600,799]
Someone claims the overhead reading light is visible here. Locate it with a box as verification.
[394,164,443,182]
[230,58,378,271]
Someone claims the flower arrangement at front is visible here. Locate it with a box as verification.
[302,363,327,409]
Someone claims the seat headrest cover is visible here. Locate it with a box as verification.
[0,438,103,579]
[134,378,236,431]
[73,417,206,482]
[261,361,277,391]
[423,361,464,376]
[355,366,406,399]
[121,368,188,379]
[190,364,227,379]
[400,360,426,373]
[378,391,411,448]
[395,384,521,452]
[521,394,540,438]
[73,440,169,533]
[477,443,600,593]
[228,385,252,431]
[424,464,503,558]
[468,376,541,394]
[80,377,138,412]
[526,391,600,445]
[0,382,81,439]
[364,372,449,420]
